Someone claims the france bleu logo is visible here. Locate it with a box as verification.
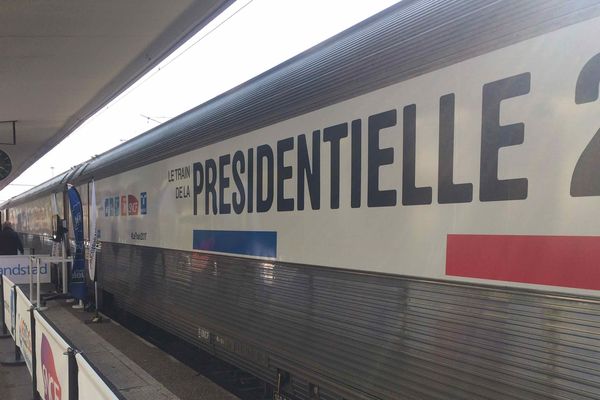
[140,192,147,215]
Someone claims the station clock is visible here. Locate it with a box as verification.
[0,149,12,180]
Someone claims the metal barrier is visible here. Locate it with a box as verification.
[27,255,73,310]
[0,274,24,366]
[0,269,123,399]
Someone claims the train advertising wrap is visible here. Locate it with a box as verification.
[95,17,600,296]
[34,310,69,400]
[16,286,33,375]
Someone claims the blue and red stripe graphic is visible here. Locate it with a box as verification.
[446,234,600,291]
[193,230,277,258]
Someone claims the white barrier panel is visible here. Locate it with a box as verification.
[2,274,15,338]
[0,255,51,284]
[15,286,33,375]
[34,309,70,400]
[76,353,119,400]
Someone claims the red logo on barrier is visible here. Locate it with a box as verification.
[128,194,139,215]
[18,318,32,362]
[41,334,61,400]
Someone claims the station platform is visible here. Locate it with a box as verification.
[0,297,239,400]
[0,332,31,399]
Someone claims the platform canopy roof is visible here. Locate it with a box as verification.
[0,0,232,191]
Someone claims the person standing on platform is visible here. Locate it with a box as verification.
[0,221,24,255]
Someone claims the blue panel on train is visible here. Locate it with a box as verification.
[192,230,277,258]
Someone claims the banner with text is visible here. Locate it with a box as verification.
[76,353,120,400]
[34,310,70,400]
[67,185,87,300]
[0,255,51,284]
[89,180,98,281]
[15,286,33,375]
[2,274,15,339]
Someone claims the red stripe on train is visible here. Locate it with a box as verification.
[446,234,600,291]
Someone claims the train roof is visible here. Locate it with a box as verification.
[5,0,600,207]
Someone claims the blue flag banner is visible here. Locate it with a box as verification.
[67,185,87,300]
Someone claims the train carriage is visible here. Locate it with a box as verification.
[4,1,600,399]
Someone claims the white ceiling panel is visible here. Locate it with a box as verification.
[0,0,232,188]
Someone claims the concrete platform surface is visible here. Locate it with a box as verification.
[0,334,32,400]
[43,301,239,400]
[0,297,239,400]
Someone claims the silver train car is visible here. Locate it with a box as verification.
[3,1,600,398]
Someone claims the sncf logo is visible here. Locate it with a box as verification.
[41,334,61,400]
[128,195,139,215]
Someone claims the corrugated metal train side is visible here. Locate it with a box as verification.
[98,242,600,400]
[3,1,600,399]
